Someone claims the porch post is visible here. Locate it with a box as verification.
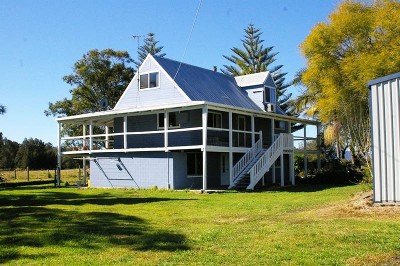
[271,118,275,184]
[83,124,86,149]
[57,122,62,185]
[164,111,169,151]
[105,126,109,149]
[290,153,295,185]
[280,151,284,187]
[89,121,93,150]
[303,124,308,178]
[202,105,208,191]
[251,115,255,146]
[289,122,295,185]
[83,157,86,186]
[317,124,321,173]
[229,111,233,186]
[123,116,128,150]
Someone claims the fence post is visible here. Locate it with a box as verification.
[14,169,16,179]
[27,167,29,181]
[56,166,61,187]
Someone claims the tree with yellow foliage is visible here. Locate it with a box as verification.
[297,0,400,166]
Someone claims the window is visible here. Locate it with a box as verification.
[158,113,164,129]
[207,112,222,128]
[187,153,202,176]
[140,72,159,89]
[237,115,246,131]
[275,121,286,130]
[264,86,276,104]
[158,112,180,129]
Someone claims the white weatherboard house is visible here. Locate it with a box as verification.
[57,55,320,190]
[369,72,400,203]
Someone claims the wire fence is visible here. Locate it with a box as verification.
[0,168,88,186]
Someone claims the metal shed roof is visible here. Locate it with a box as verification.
[234,72,270,87]
[153,56,262,111]
[367,72,400,87]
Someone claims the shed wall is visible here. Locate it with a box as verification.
[369,74,400,203]
[89,152,173,188]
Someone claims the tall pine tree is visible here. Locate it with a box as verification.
[0,105,6,115]
[222,24,300,130]
[135,32,166,68]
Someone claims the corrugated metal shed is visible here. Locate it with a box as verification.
[368,72,400,203]
[153,56,262,111]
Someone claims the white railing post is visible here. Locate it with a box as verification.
[229,112,233,186]
[202,106,208,191]
[164,111,168,151]
[89,121,93,150]
[123,116,128,150]
[105,126,109,149]
[82,124,86,149]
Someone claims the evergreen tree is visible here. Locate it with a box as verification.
[0,105,6,115]
[222,24,300,129]
[135,32,166,68]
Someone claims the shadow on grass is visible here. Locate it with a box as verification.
[0,187,196,207]
[0,190,191,264]
[265,183,356,193]
[229,183,356,193]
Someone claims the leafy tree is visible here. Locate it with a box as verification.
[0,105,6,115]
[222,24,301,129]
[15,138,57,170]
[0,133,19,169]
[135,32,166,68]
[297,0,400,168]
[45,49,134,117]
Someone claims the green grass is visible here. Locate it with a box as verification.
[0,169,81,186]
[1,184,399,265]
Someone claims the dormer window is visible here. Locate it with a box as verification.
[140,72,159,89]
[264,86,276,104]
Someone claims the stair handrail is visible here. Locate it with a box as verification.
[248,134,286,188]
[231,131,263,183]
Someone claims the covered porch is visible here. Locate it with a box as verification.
[56,101,320,189]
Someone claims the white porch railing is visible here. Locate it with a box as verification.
[247,133,293,190]
[231,131,263,186]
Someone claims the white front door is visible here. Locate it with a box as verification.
[220,153,230,185]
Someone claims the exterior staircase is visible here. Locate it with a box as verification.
[228,133,293,190]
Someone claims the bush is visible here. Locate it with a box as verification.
[297,160,364,185]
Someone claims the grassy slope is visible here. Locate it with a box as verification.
[0,185,399,265]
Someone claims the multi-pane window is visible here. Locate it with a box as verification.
[264,86,276,104]
[187,153,202,176]
[140,72,159,89]
[158,112,180,129]
[207,112,222,128]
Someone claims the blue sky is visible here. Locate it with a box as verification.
[0,0,339,145]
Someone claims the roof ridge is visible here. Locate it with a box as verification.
[153,55,230,78]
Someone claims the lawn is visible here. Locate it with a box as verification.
[0,168,82,186]
[1,184,399,265]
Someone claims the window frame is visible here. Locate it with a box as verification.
[208,111,222,128]
[275,120,286,130]
[157,112,180,130]
[139,71,160,90]
[187,152,203,177]
[264,86,276,105]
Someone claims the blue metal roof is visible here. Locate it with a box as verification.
[153,56,262,111]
